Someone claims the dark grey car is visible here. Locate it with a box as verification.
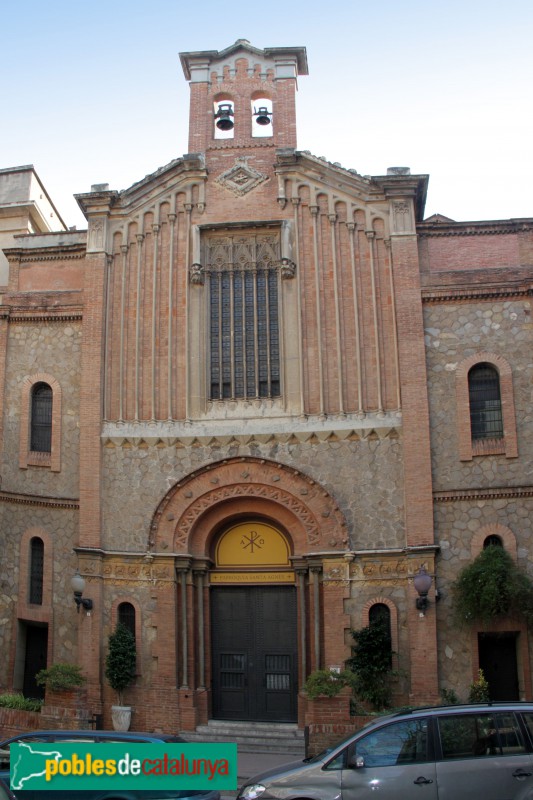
[237,702,533,800]
[0,729,221,800]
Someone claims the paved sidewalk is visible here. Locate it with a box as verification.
[222,750,302,799]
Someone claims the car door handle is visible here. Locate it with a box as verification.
[512,769,533,778]
[413,776,434,785]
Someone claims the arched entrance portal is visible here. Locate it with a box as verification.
[211,521,298,721]
[149,457,350,730]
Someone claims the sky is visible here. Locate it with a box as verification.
[3,0,532,231]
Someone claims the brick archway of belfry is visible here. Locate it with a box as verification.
[149,457,349,556]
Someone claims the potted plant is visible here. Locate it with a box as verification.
[104,623,137,731]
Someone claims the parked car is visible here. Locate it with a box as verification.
[237,702,533,800]
[0,729,221,800]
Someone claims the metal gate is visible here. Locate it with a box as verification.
[211,585,297,721]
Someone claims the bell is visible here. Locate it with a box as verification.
[254,106,271,126]
[215,103,234,131]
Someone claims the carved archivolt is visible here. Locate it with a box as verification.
[150,457,348,556]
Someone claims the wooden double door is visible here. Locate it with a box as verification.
[211,585,298,722]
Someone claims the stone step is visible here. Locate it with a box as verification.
[181,720,305,755]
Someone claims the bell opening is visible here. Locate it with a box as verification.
[214,102,235,138]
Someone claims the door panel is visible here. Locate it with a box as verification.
[211,585,297,721]
[479,632,519,700]
[22,624,48,700]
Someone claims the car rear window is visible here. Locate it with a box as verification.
[438,712,526,759]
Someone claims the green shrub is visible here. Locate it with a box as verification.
[303,669,356,699]
[441,687,460,705]
[346,621,397,710]
[35,663,86,692]
[105,623,137,705]
[452,545,533,627]
[0,692,42,712]
[468,669,490,703]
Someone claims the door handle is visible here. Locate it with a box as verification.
[512,769,532,778]
[413,776,433,785]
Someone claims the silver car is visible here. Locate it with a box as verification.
[238,702,533,800]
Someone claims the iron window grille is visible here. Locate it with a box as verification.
[468,363,504,440]
[30,382,53,452]
[206,233,281,401]
[118,602,136,641]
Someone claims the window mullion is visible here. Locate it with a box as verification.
[265,267,272,398]
[217,272,223,400]
[229,267,236,399]
[253,266,259,398]
[241,270,247,397]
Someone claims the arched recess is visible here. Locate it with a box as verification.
[150,457,348,556]
[19,373,62,471]
[110,596,142,674]
[456,352,518,460]
[468,522,528,701]
[361,596,399,670]
[470,523,518,561]
[149,458,350,726]
[18,527,54,613]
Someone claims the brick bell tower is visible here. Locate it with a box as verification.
[180,39,308,154]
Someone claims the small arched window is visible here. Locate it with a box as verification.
[118,602,136,641]
[29,537,44,604]
[468,363,503,440]
[483,534,503,549]
[369,603,392,665]
[30,382,53,452]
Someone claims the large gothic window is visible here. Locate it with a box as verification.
[30,382,53,452]
[207,232,281,401]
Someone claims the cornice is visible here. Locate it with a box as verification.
[102,411,402,448]
[0,490,79,509]
[422,284,533,303]
[3,307,83,323]
[9,312,83,323]
[433,485,533,503]
[208,141,277,150]
[6,249,86,263]
[418,219,533,238]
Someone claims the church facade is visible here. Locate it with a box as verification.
[1,40,533,733]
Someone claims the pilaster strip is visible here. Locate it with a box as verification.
[367,231,383,412]
[347,223,363,414]
[134,234,144,421]
[330,214,344,414]
[167,214,177,420]
[311,205,324,415]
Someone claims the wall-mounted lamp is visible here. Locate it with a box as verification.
[71,571,93,614]
[413,567,432,613]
